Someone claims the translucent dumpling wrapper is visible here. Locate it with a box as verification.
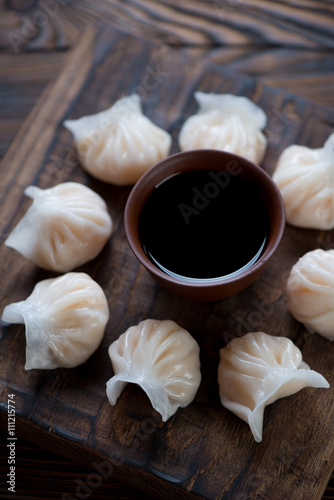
[218,331,329,442]
[1,272,109,370]
[287,249,334,341]
[272,133,334,229]
[5,182,112,273]
[178,92,267,164]
[64,94,172,186]
[106,319,201,421]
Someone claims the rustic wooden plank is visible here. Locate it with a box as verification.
[2,425,332,500]
[0,24,98,201]
[1,3,334,499]
[0,414,163,500]
[1,0,334,52]
[0,53,66,160]
[0,2,78,52]
[2,1,334,115]
[0,24,334,500]
[0,426,155,500]
[205,47,334,109]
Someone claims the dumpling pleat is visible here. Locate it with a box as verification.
[287,249,334,340]
[1,273,109,370]
[106,319,201,421]
[218,331,329,442]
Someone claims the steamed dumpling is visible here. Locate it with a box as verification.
[5,182,112,272]
[218,331,329,442]
[106,319,201,421]
[272,133,334,229]
[178,92,267,164]
[287,249,334,341]
[64,94,172,185]
[1,273,109,370]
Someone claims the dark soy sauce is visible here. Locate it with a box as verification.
[139,169,270,281]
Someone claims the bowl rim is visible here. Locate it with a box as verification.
[124,149,286,291]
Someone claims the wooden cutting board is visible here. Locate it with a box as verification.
[0,24,333,500]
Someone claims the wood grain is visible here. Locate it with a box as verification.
[0,428,155,500]
[2,0,334,51]
[1,0,334,112]
[1,3,334,499]
[1,428,333,499]
[0,24,333,500]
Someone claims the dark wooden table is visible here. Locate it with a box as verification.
[0,1,334,499]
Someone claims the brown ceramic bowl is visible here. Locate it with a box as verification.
[124,149,285,301]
